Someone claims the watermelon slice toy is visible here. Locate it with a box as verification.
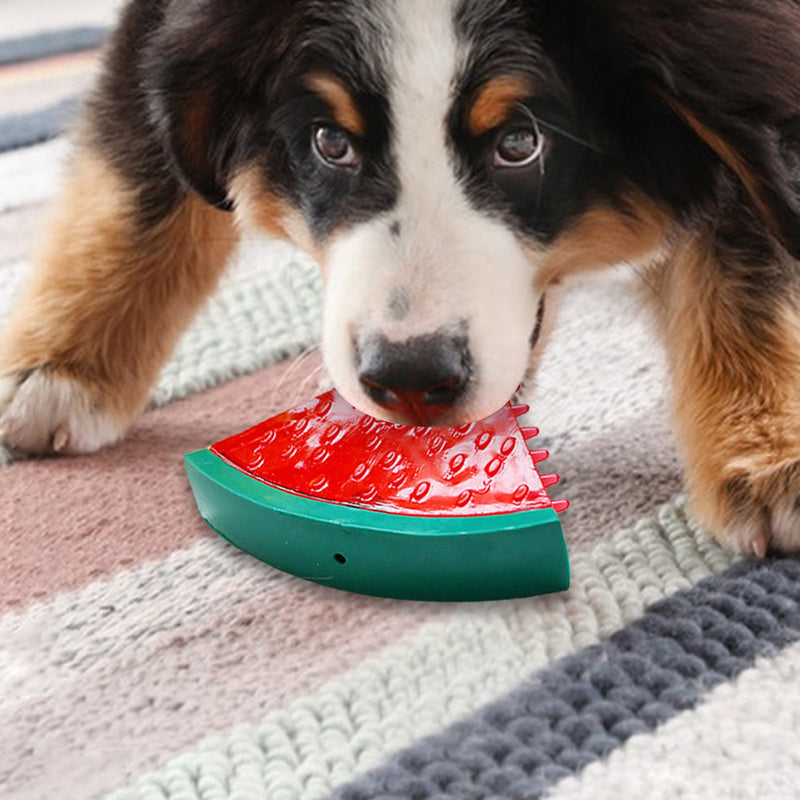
[184,390,570,601]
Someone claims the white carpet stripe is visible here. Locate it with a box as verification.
[0,0,122,40]
[0,259,29,319]
[0,138,68,212]
[544,639,800,800]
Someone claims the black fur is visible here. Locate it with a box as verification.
[535,0,800,257]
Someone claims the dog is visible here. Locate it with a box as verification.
[1,0,799,557]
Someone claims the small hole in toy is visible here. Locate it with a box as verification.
[334,553,347,565]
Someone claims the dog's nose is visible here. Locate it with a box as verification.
[357,331,472,425]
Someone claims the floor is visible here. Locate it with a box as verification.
[0,0,124,39]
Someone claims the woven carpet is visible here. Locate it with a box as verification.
[1,8,799,800]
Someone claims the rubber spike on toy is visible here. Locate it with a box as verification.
[511,404,530,418]
[521,426,540,440]
[529,449,549,465]
[552,499,570,514]
[540,473,560,489]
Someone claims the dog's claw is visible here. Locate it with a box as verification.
[52,425,70,454]
[723,515,771,559]
[751,534,769,558]
[0,369,126,456]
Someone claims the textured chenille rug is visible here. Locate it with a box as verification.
[1,6,799,800]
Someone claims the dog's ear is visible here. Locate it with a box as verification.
[148,76,237,210]
[142,1,298,210]
[635,2,800,258]
[660,92,800,258]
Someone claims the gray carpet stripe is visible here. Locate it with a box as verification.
[0,97,81,153]
[0,26,107,65]
[327,557,800,800]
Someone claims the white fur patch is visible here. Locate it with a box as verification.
[321,0,542,423]
[0,371,126,455]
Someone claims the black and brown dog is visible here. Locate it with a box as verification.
[1,0,799,556]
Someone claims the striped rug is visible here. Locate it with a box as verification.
[1,9,799,800]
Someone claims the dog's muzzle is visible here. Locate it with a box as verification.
[356,328,473,426]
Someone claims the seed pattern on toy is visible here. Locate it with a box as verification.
[211,390,567,517]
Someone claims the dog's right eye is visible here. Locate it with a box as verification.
[493,121,544,168]
[312,124,360,168]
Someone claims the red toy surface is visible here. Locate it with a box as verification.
[211,389,567,518]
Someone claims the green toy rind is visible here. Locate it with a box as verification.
[185,448,570,602]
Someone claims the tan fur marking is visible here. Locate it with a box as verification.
[662,94,780,240]
[468,76,535,136]
[230,165,319,261]
[653,231,800,546]
[179,91,215,183]
[535,192,671,288]
[305,73,365,136]
[0,146,237,420]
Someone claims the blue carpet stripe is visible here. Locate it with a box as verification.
[327,557,800,800]
[0,26,108,153]
[0,27,108,66]
[0,97,81,153]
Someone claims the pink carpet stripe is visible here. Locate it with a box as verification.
[2,545,436,800]
[1,356,325,609]
[0,49,99,89]
[0,67,96,118]
[0,203,45,265]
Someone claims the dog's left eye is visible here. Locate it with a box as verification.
[312,124,360,168]
[493,123,543,168]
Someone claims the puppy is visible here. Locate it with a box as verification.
[1,0,799,556]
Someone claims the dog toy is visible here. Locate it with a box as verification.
[184,390,569,601]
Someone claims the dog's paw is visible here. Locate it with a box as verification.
[0,369,127,456]
[694,457,800,557]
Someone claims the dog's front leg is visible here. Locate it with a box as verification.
[656,232,800,555]
[0,147,236,455]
